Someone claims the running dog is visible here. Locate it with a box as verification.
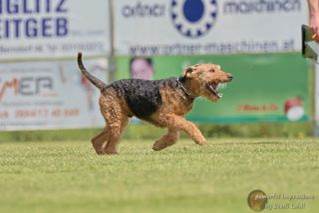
[77,53,233,155]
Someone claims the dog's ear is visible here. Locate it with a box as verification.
[183,66,193,78]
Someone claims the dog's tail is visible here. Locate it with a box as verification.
[77,52,106,91]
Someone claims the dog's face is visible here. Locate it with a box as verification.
[184,64,233,101]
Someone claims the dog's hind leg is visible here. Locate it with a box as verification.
[103,115,129,155]
[98,93,130,155]
[91,130,108,155]
[152,128,179,151]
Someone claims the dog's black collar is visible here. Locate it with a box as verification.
[177,77,197,100]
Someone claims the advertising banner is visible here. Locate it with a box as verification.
[116,53,310,123]
[0,58,107,130]
[0,0,110,60]
[315,64,319,123]
[114,0,308,56]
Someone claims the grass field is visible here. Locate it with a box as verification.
[0,138,318,213]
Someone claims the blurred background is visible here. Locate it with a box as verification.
[0,0,314,141]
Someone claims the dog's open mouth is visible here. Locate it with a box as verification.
[206,82,227,98]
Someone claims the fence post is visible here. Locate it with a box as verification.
[108,0,116,82]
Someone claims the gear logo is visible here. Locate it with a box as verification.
[171,0,218,38]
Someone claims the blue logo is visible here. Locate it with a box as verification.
[171,0,218,38]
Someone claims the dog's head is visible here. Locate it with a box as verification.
[183,64,233,102]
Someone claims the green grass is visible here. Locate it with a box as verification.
[0,122,314,142]
[0,139,318,213]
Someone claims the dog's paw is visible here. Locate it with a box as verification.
[104,149,119,155]
[95,150,106,155]
[153,140,176,151]
[196,140,208,146]
[152,143,165,151]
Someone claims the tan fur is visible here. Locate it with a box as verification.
[92,88,132,155]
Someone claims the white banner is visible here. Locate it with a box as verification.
[114,0,308,56]
[0,0,110,60]
[0,59,107,130]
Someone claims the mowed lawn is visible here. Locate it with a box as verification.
[0,139,318,213]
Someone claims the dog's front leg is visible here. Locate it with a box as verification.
[156,114,207,145]
[152,128,180,151]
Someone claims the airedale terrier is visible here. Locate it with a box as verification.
[77,53,233,155]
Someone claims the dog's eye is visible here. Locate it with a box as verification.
[210,69,215,73]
